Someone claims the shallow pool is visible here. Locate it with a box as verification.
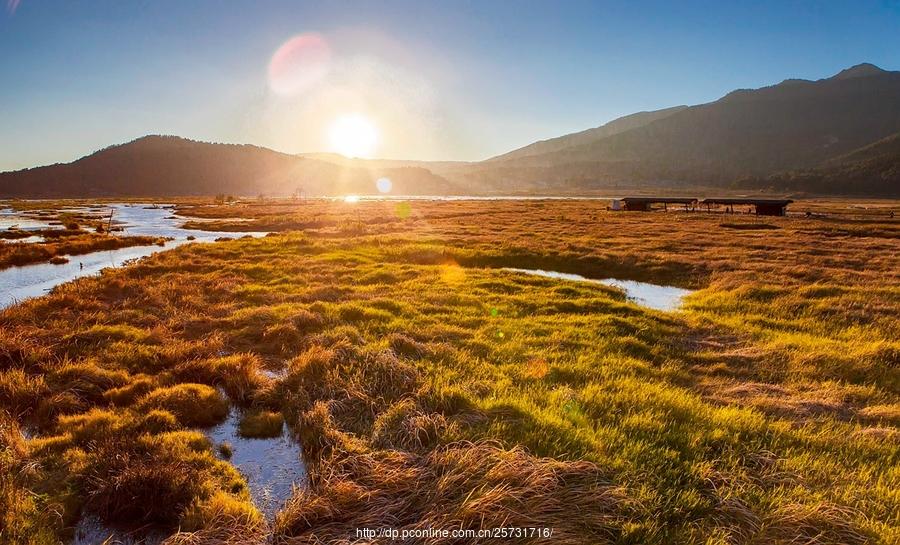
[72,515,167,545]
[503,268,694,311]
[0,207,53,230]
[205,409,306,519]
[0,235,45,244]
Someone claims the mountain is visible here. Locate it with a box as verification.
[487,105,688,162]
[739,131,900,196]
[4,64,899,198]
[0,136,461,198]
[473,63,900,194]
[831,62,887,80]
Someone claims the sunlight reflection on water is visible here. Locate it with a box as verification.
[0,204,267,310]
[503,268,693,311]
[205,408,306,519]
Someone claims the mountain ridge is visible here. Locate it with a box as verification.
[465,63,900,194]
[738,130,900,195]
[2,64,899,197]
[830,62,887,80]
[486,105,688,162]
[0,135,463,198]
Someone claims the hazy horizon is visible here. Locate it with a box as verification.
[3,0,900,172]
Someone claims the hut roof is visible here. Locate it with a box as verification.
[699,198,793,205]
[619,197,698,204]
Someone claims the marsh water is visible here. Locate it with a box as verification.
[13,203,683,542]
[205,409,307,519]
[70,410,306,544]
[504,268,693,311]
[72,515,167,545]
[0,207,54,230]
[5,205,302,539]
[0,205,267,309]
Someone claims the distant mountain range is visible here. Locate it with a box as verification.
[739,130,900,195]
[2,63,899,197]
[486,105,689,162]
[465,63,900,195]
[0,136,460,198]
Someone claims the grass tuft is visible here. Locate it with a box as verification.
[274,441,629,544]
[237,410,283,438]
[136,384,229,427]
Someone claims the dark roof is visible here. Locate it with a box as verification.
[619,197,697,204]
[699,198,793,205]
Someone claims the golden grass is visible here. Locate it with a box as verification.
[0,412,59,545]
[0,232,166,269]
[136,384,230,427]
[0,197,897,543]
[274,440,629,544]
[238,410,283,438]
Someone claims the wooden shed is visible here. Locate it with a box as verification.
[618,197,698,212]
[699,198,793,216]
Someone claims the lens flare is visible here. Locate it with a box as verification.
[376,177,392,193]
[394,201,412,219]
[268,34,331,95]
[440,263,466,284]
[525,357,549,379]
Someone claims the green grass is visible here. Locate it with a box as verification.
[0,199,897,543]
[136,384,230,427]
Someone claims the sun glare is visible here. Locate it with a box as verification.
[329,114,378,158]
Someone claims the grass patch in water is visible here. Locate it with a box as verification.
[237,410,283,438]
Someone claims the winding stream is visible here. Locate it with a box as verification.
[2,205,308,538]
[0,205,267,309]
[503,268,694,311]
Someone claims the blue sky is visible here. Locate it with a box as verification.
[2,0,899,170]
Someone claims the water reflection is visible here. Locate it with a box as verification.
[205,409,306,519]
[503,268,693,311]
[0,204,267,310]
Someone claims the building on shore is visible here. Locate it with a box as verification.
[615,197,698,212]
[699,198,793,216]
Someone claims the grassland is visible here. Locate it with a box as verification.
[1,197,898,544]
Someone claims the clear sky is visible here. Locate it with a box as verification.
[2,0,900,171]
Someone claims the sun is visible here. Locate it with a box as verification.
[328,114,378,158]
